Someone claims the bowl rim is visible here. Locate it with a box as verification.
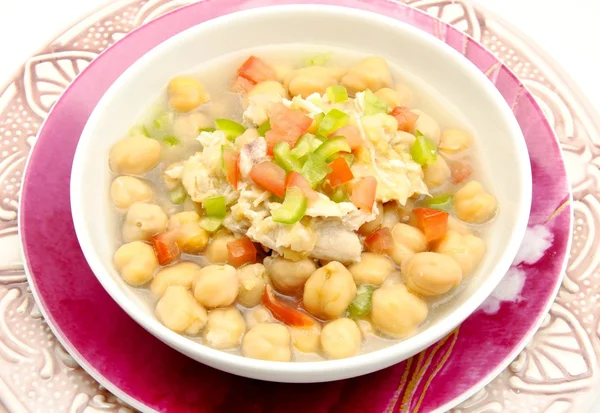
[70,3,532,379]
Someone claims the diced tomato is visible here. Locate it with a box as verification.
[390,106,419,132]
[265,103,312,154]
[329,125,363,150]
[262,285,316,327]
[286,171,318,201]
[223,148,239,190]
[227,237,257,267]
[450,160,473,184]
[350,176,377,212]
[150,232,180,266]
[230,75,255,95]
[249,162,287,198]
[327,156,354,187]
[365,227,394,254]
[237,56,277,84]
[413,208,449,242]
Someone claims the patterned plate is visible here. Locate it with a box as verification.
[4,0,595,412]
[17,0,570,411]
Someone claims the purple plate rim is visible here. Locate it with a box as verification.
[17,0,573,412]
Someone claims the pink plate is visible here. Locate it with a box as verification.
[19,0,571,412]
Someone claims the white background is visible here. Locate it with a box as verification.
[0,0,599,109]
[0,0,599,411]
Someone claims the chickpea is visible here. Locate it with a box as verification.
[382,271,403,287]
[168,76,210,112]
[395,84,413,107]
[411,110,441,145]
[393,131,417,153]
[374,88,401,107]
[453,181,498,224]
[320,318,361,359]
[237,263,269,308]
[341,57,393,94]
[397,198,416,224]
[289,323,321,353]
[435,230,485,276]
[242,323,292,362]
[272,62,294,82]
[203,307,246,350]
[382,202,402,229]
[361,114,398,143]
[121,202,168,242]
[234,128,259,148]
[245,305,274,329]
[113,241,159,286]
[356,319,375,337]
[150,261,202,296]
[173,112,212,141]
[423,156,451,190]
[167,211,208,253]
[284,66,346,98]
[109,134,161,175]
[401,252,463,296]
[156,286,208,335]
[439,128,472,154]
[303,262,357,320]
[205,230,236,263]
[163,162,184,191]
[248,80,289,99]
[371,284,428,338]
[264,257,317,294]
[193,264,239,308]
[387,223,427,266]
[110,176,153,210]
[447,216,473,235]
[359,202,383,235]
[348,253,395,286]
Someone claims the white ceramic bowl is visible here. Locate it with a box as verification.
[71,5,532,383]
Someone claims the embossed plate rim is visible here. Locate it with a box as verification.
[16,0,572,412]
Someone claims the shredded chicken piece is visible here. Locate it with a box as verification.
[247,217,317,256]
[311,219,362,263]
[305,194,376,230]
[243,93,282,126]
[239,137,268,179]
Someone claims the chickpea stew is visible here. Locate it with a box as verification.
[109,48,498,362]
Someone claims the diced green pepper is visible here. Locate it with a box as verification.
[331,185,349,203]
[423,194,453,211]
[342,153,355,167]
[301,153,331,187]
[199,217,223,232]
[364,89,388,115]
[347,285,376,318]
[313,112,325,132]
[410,132,438,166]
[169,185,187,204]
[129,125,150,137]
[317,109,349,137]
[326,85,349,103]
[162,136,180,146]
[290,133,323,161]
[198,127,216,133]
[305,53,331,67]
[273,142,302,173]
[215,119,246,141]
[314,136,351,160]
[153,112,172,130]
[272,187,308,224]
[257,120,271,137]
[203,195,226,218]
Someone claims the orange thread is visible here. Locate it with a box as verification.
[412,329,460,413]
